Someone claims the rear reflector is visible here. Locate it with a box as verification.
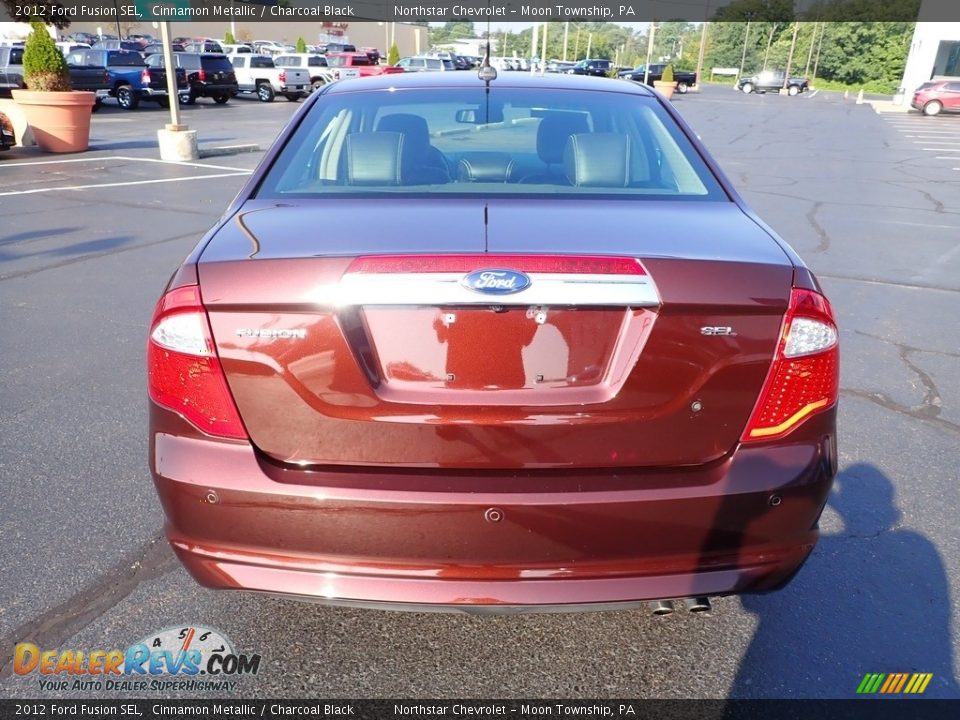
[147,285,247,440]
[346,255,646,275]
[741,288,839,442]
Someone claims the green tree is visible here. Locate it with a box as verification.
[22,17,70,92]
[387,43,400,66]
[296,37,307,53]
[224,30,236,46]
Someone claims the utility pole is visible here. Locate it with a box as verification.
[563,22,569,62]
[643,22,657,86]
[531,23,538,65]
[738,20,751,80]
[586,32,592,59]
[812,22,825,81]
[782,22,800,92]
[574,27,581,60]
[804,22,817,77]
[762,23,777,71]
[694,2,710,91]
[540,22,548,74]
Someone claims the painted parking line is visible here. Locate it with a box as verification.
[0,155,248,172]
[0,172,251,197]
[0,155,247,172]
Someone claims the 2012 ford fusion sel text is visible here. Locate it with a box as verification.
[147,71,839,612]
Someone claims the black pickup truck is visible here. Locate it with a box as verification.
[737,70,809,96]
[64,48,187,109]
[620,63,698,93]
[0,46,111,97]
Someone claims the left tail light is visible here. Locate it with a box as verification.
[278,70,286,83]
[140,68,151,84]
[147,284,247,440]
[741,287,839,443]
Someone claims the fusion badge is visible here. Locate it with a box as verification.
[461,269,532,295]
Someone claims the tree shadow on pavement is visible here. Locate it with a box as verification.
[730,463,959,698]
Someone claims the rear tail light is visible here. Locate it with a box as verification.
[741,288,839,443]
[278,70,286,83]
[147,285,247,440]
[198,68,206,82]
[140,68,151,84]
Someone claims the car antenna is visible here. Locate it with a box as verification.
[478,19,496,86]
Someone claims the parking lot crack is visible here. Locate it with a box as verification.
[806,201,831,253]
[0,533,177,679]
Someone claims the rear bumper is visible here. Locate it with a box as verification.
[151,405,836,610]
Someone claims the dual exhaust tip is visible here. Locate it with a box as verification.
[649,597,711,615]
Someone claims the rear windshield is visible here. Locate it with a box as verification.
[201,56,234,72]
[9,48,24,64]
[256,87,727,201]
[107,51,145,67]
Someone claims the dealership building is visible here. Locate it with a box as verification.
[900,2,960,93]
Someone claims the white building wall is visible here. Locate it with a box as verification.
[900,2,960,93]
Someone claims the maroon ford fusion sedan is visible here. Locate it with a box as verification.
[148,71,838,612]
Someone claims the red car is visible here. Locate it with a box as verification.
[911,79,960,116]
[148,72,839,613]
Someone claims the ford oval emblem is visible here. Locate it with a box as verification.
[461,269,532,295]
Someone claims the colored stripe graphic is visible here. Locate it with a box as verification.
[857,673,933,694]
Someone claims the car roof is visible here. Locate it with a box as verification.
[326,71,657,96]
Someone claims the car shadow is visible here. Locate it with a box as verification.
[728,463,959,698]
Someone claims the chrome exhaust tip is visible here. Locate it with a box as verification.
[685,596,712,613]
[649,599,675,616]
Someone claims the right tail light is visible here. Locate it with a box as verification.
[741,288,839,442]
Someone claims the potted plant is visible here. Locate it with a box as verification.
[11,18,95,153]
[654,65,678,100]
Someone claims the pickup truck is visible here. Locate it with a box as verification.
[64,48,186,110]
[229,54,309,102]
[0,46,111,99]
[325,52,404,80]
[737,70,809,96]
[273,54,334,92]
[621,64,698,93]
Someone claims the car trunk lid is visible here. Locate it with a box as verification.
[200,199,793,469]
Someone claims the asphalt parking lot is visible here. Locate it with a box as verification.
[0,84,958,699]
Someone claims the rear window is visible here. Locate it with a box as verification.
[9,48,24,64]
[255,87,727,201]
[308,56,326,67]
[201,56,234,72]
[250,56,275,69]
[107,51,145,67]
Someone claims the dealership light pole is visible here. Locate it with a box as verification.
[540,22,548,74]
[643,22,657,86]
[738,20,752,80]
[563,22,569,62]
[694,1,710,91]
[782,21,800,93]
[156,21,198,161]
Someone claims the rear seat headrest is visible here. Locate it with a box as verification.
[345,132,403,186]
[563,133,630,188]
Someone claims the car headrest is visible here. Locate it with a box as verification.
[537,112,590,165]
[345,132,403,186]
[375,113,431,149]
[563,133,630,188]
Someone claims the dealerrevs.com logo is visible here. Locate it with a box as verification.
[14,625,261,693]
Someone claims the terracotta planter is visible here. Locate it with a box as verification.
[653,80,677,100]
[11,90,95,153]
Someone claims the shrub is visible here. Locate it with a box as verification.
[22,18,71,92]
[296,37,307,53]
[224,30,236,45]
[387,43,400,66]
[661,65,674,84]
